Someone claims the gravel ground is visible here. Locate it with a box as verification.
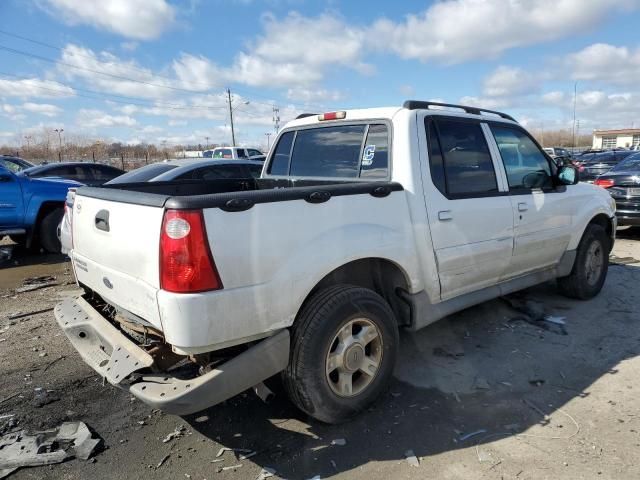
[1,229,639,480]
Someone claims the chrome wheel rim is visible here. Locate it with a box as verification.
[325,318,383,397]
[585,241,604,286]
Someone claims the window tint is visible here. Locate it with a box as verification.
[268,131,294,175]
[184,165,247,180]
[247,164,263,178]
[236,149,248,158]
[213,148,233,159]
[435,119,498,196]
[290,125,365,178]
[91,165,120,181]
[359,124,389,179]
[107,163,176,184]
[426,119,446,194]
[247,149,262,156]
[491,126,552,190]
[0,159,22,173]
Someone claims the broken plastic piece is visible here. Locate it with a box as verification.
[0,421,100,478]
[459,429,487,442]
[405,450,419,467]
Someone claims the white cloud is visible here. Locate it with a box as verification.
[121,41,139,52]
[399,85,415,97]
[21,102,62,117]
[370,0,638,63]
[458,95,511,110]
[483,66,541,98]
[566,43,640,85]
[76,109,138,128]
[0,77,75,99]
[38,0,176,40]
[286,87,343,104]
[168,119,187,126]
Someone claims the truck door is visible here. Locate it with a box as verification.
[419,116,514,300]
[487,124,572,278]
[0,169,24,229]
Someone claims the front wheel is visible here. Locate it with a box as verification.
[283,284,399,424]
[38,207,64,253]
[558,224,609,299]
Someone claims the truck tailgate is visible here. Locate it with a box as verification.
[71,194,164,329]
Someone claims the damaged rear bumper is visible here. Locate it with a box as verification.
[54,296,290,415]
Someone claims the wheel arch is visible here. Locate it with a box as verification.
[27,201,64,247]
[297,257,412,327]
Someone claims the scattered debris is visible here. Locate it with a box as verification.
[221,464,243,471]
[331,438,346,446]
[390,392,401,397]
[0,421,100,478]
[239,451,257,460]
[253,382,275,403]
[405,449,420,467]
[433,346,464,359]
[609,255,639,266]
[32,388,59,408]
[216,447,251,457]
[38,352,47,358]
[0,416,13,422]
[14,277,58,294]
[0,393,20,406]
[42,355,66,372]
[256,467,276,479]
[473,377,491,390]
[194,415,209,423]
[307,476,321,480]
[459,429,487,442]
[543,315,566,325]
[156,454,170,468]
[529,379,545,387]
[162,425,187,443]
[7,308,54,321]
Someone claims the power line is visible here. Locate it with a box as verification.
[0,71,229,111]
[0,29,330,111]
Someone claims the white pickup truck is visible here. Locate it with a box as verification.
[55,101,616,423]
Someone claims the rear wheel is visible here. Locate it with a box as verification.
[283,284,398,424]
[558,224,609,299]
[38,207,64,253]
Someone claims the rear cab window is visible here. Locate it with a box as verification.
[266,122,390,179]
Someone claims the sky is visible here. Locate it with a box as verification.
[0,0,639,151]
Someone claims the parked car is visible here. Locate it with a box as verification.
[594,152,640,226]
[203,147,265,161]
[55,101,615,423]
[543,147,573,165]
[0,165,80,253]
[576,150,636,182]
[0,155,34,173]
[60,159,263,253]
[22,162,124,186]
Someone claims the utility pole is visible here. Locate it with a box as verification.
[54,128,64,162]
[204,136,210,149]
[265,132,272,150]
[572,82,577,149]
[272,106,280,133]
[23,135,32,155]
[227,88,236,147]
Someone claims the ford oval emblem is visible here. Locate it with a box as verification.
[103,277,113,289]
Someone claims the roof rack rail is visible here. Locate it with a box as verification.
[295,113,317,119]
[402,100,516,122]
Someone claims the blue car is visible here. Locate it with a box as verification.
[0,165,81,253]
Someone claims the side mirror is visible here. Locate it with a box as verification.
[557,165,578,185]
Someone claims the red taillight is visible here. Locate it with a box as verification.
[160,210,222,293]
[318,111,346,121]
[594,178,614,188]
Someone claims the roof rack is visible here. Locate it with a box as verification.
[402,100,516,122]
[295,113,317,120]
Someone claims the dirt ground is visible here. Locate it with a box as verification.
[1,230,639,480]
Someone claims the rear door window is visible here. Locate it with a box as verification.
[213,148,233,159]
[433,119,498,197]
[268,131,295,175]
[236,149,248,159]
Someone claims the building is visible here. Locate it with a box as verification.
[592,129,640,149]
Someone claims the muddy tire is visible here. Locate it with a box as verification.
[558,224,609,300]
[38,208,64,253]
[283,284,398,424]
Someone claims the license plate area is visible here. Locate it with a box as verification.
[627,188,640,196]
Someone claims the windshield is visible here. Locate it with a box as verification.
[611,153,640,172]
[0,157,34,173]
[105,163,178,184]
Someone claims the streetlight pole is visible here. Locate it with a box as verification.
[572,82,577,150]
[54,128,64,162]
[23,135,32,156]
[265,132,271,150]
[227,88,236,147]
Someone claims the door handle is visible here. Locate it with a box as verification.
[95,209,110,232]
[517,202,528,212]
[438,210,453,221]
